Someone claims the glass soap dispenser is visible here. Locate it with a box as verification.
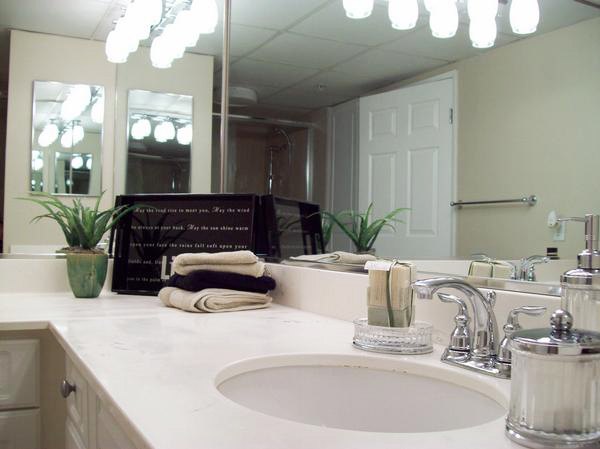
[560,214,600,332]
[506,309,600,448]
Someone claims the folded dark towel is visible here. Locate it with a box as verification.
[167,270,276,294]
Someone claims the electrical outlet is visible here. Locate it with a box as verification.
[554,221,566,241]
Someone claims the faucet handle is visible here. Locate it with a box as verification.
[497,306,546,366]
[437,293,471,355]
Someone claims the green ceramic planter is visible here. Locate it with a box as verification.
[66,252,108,298]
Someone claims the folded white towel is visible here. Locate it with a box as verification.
[291,251,377,265]
[172,250,265,277]
[159,287,272,313]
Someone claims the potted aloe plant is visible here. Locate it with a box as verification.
[323,203,407,254]
[20,192,139,298]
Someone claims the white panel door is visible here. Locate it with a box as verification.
[359,78,454,258]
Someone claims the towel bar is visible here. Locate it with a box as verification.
[450,195,537,208]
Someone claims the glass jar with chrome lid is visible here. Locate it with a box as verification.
[506,309,600,449]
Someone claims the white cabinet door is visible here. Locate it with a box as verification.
[359,78,454,258]
[65,358,90,446]
[0,409,40,449]
[0,340,39,410]
[66,418,87,449]
[95,399,137,449]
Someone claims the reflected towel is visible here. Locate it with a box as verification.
[492,262,514,279]
[167,271,276,294]
[159,287,272,313]
[172,251,265,277]
[291,251,377,265]
[468,261,493,278]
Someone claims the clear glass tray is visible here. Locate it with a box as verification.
[353,318,433,355]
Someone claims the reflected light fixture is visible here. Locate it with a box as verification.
[429,0,458,39]
[71,155,84,170]
[86,158,93,170]
[32,158,44,171]
[106,0,218,69]
[510,0,540,34]
[131,117,152,140]
[38,121,59,147]
[61,129,74,148]
[469,17,497,48]
[72,122,85,144]
[176,124,193,145]
[388,0,418,30]
[342,0,374,19]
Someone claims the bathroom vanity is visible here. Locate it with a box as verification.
[0,260,560,449]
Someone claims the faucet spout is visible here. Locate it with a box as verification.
[412,277,498,360]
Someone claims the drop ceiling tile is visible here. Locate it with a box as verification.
[236,104,313,121]
[249,33,366,69]
[230,58,319,88]
[333,49,447,83]
[0,0,110,39]
[291,1,427,46]
[264,87,350,109]
[382,26,518,62]
[186,24,277,58]
[231,0,331,30]
[293,70,381,96]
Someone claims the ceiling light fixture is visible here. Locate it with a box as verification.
[106,0,218,69]
[343,0,374,19]
[388,0,418,30]
[343,0,542,49]
[510,0,540,34]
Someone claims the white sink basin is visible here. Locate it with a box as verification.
[216,354,507,433]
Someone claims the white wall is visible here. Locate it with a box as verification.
[4,31,214,252]
[377,17,600,260]
[4,31,116,252]
[113,47,213,195]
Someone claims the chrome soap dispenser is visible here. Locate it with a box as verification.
[560,214,600,332]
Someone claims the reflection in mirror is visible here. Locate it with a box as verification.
[31,81,103,196]
[126,89,193,194]
[226,0,600,277]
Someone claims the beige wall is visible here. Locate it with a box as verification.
[385,17,600,259]
[113,47,213,195]
[4,31,214,252]
[4,31,117,252]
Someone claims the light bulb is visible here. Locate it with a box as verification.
[150,35,173,69]
[38,131,51,148]
[176,124,193,145]
[162,24,186,60]
[105,30,129,64]
[162,121,176,140]
[430,0,458,39]
[138,118,152,137]
[38,122,59,147]
[469,16,497,48]
[468,0,498,20]
[342,0,374,19]
[60,98,79,122]
[91,98,104,124]
[424,0,440,13]
[72,85,91,107]
[130,120,147,140]
[175,10,201,47]
[115,19,140,53]
[191,0,219,34]
[61,129,74,148]
[154,122,167,142]
[71,156,84,170]
[388,0,418,30]
[510,0,539,34]
[86,158,93,170]
[72,123,85,144]
[125,1,151,40]
[33,158,44,171]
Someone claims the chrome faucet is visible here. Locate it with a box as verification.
[518,255,549,281]
[412,277,506,378]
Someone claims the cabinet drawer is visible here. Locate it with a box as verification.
[0,339,39,410]
[0,409,40,449]
[96,399,137,449]
[65,358,89,445]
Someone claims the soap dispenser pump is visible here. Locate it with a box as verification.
[560,214,600,331]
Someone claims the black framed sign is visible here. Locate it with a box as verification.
[111,194,260,295]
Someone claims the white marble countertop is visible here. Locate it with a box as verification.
[0,292,520,449]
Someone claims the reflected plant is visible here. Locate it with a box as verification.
[323,203,408,253]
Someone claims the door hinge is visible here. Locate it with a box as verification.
[449,108,454,125]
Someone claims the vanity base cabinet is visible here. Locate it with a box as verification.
[64,357,139,449]
[0,409,40,449]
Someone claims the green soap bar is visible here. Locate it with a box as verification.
[368,308,412,328]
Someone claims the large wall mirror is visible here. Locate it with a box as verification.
[222,0,600,272]
[31,81,104,196]
[126,89,193,194]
